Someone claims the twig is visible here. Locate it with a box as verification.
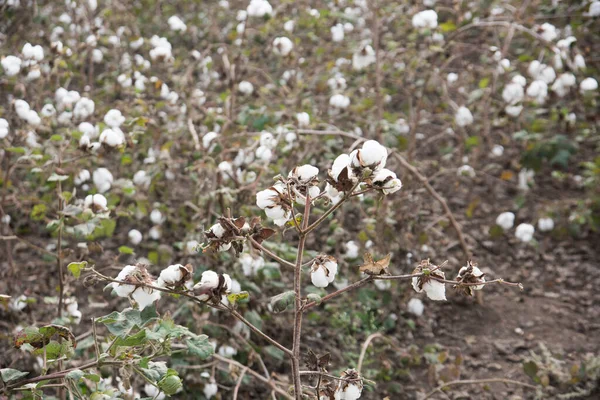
[187,118,201,151]
[357,332,383,374]
[248,237,296,269]
[232,367,248,400]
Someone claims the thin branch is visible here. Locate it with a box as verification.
[232,367,248,400]
[357,333,384,374]
[248,237,296,269]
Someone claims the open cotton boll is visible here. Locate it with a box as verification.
[73,97,95,119]
[79,122,99,138]
[149,226,161,240]
[128,229,143,245]
[372,168,402,194]
[255,146,272,161]
[296,112,310,127]
[10,295,29,312]
[202,132,219,149]
[99,128,125,147]
[159,264,184,285]
[329,94,350,109]
[84,194,108,211]
[496,212,515,230]
[580,77,598,93]
[407,298,424,317]
[203,382,218,399]
[104,109,125,127]
[1,55,22,76]
[289,164,319,182]
[150,209,165,225]
[259,131,278,149]
[208,222,226,238]
[455,106,474,127]
[238,81,254,95]
[352,45,376,70]
[538,22,558,42]
[0,118,9,139]
[133,170,151,188]
[247,0,273,17]
[113,265,137,297]
[41,103,56,117]
[22,43,44,62]
[144,383,165,400]
[515,223,535,242]
[311,265,329,287]
[491,145,504,157]
[239,253,265,276]
[457,165,475,178]
[412,269,446,301]
[538,217,554,232]
[336,383,362,400]
[412,9,438,29]
[331,154,352,181]
[331,23,344,42]
[505,105,523,117]
[93,168,114,193]
[168,15,187,32]
[132,285,161,310]
[344,241,359,259]
[350,140,388,171]
[273,37,293,56]
[526,80,548,103]
[502,82,524,104]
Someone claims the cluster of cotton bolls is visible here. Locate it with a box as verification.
[495,212,555,243]
[238,253,266,276]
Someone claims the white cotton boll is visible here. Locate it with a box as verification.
[130,37,144,50]
[373,168,402,194]
[194,270,220,293]
[0,118,9,139]
[22,43,44,62]
[2,214,10,225]
[502,83,524,104]
[128,229,142,245]
[412,9,438,29]
[150,209,165,225]
[412,275,446,301]
[589,1,600,16]
[351,140,388,170]
[114,265,137,297]
[331,153,352,181]
[328,75,347,91]
[202,132,219,149]
[132,286,161,310]
[41,103,56,117]
[345,241,359,259]
[329,94,350,109]
[208,223,226,238]
[168,15,187,32]
[291,164,319,182]
[580,77,598,93]
[133,170,151,188]
[26,67,41,81]
[447,72,458,84]
[340,383,362,400]
[324,260,338,283]
[455,106,474,127]
[99,128,125,147]
[1,55,22,76]
[247,0,273,17]
[496,212,515,230]
[551,73,576,97]
[117,74,132,88]
[203,382,218,399]
[10,295,29,312]
[93,168,113,193]
[79,122,99,138]
[527,61,542,79]
[538,217,554,232]
[518,168,534,191]
[296,112,310,127]
[515,223,535,242]
[218,161,233,179]
[149,226,161,240]
[255,146,272,162]
[85,35,97,47]
[259,131,277,149]
[407,298,424,317]
[104,109,125,127]
[84,194,108,211]
[218,345,237,358]
[265,204,289,220]
[331,23,344,42]
[505,105,523,117]
[283,20,295,32]
[159,264,184,285]
[512,75,527,87]
[57,111,73,126]
[457,165,475,178]
[311,265,330,288]
[574,54,586,71]
[256,185,282,209]
[526,80,548,103]
[237,10,248,21]
[144,384,165,400]
[273,37,293,56]
[92,49,103,63]
[491,144,504,157]
[538,65,556,84]
[538,22,558,42]
[352,45,376,70]
[238,80,254,95]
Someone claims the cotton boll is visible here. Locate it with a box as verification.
[589,1,600,16]
[247,0,273,17]
[168,15,187,32]
[455,106,474,127]
[128,229,143,245]
[372,168,402,194]
[457,165,475,178]
[447,72,458,84]
[496,212,515,230]
[580,77,598,93]
[502,83,524,104]
[149,226,161,240]
[22,43,44,62]
[526,80,548,103]
[296,112,309,127]
[84,194,108,211]
[352,44,376,70]
[79,122,99,138]
[238,80,254,95]
[150,209,165,225]
[93,168,113,193]
[512,75,527,87]
[350,140,388,171]
[273,37,293,56]
[117,74,132,88]
[412,275,446,301]
[1,55,22,76]
[331,23,344,42]
[344,241,359,259]
[144,384,165,400]
[515,223,535,243]
[491,144,504,157]
[407,298,424,317]
[41,103,56,117]
[329,94,350,109]
[132,286,161,310]
[311,265,329,287]
[92,49,103,63]
[505,105,523,117]
[538,22,558,42]
[538,217,554,232]
[104,109,125,127]
[0,118,8,139]
[202,132,219,149]
[289,164,319,182]
[133,170,151,188]
[113,265,137,297]
[412,9,438,29]
[99,128,125,147]
[255,146,272,162]
[551,73,576,97]
[203,382,218,399]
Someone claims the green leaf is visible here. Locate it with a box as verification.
[439,21,456,32]
[478,77,490,89]
[270,290,295,313]
[226,291,249,305]
[50,134,64,141]
[489,225,504,239]
[97,309,142,337]
[118,246,135,255]
[67,261,87,279]
[523,361,539,380]
[263,345,285,361]
[47,173,69,182]
[186,335,214,360]
[5,147,26,154]
[1,368,29,383]
[66,369,84,382]
[113,329,148,348]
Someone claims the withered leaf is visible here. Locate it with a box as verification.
[233,217,246,230]
[359,253,391,275]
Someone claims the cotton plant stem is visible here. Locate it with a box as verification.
[422,377,537,399]
[357,332,384,375]
[291,194,312,399]
[302,181,360,236]
[232,367,248,400]
[248,237,296,269]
